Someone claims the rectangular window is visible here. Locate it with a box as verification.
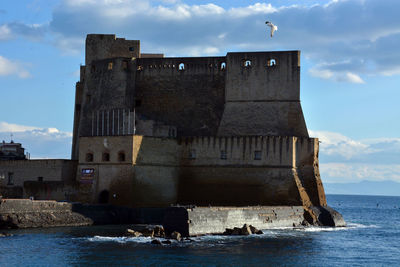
[254,151,262,160]
[122,61,128,70]
[108,62,113,70]
[7,172,13,185]
[129,47,135,52]
[189,149,196,159]
[220,150,227,160]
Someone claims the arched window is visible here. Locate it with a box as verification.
[118,151,126,162]
[179,63,185,70]
[244,60,252,67]
[267,59,276,67]
[86,152,94,162]
[102,152,110,162]
[221,62,226,70]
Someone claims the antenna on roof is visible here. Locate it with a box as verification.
[10,133,13,142]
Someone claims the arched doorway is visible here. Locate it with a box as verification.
[98,190,109,204]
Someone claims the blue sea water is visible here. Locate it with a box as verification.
[1,195,400,266]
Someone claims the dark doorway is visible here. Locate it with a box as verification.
[98,190,109,204]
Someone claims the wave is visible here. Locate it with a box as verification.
[84,222,378,244]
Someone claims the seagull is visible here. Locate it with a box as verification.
[265,21,278,37]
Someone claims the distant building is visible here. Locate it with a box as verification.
[0,140,27,160]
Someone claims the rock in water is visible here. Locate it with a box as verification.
[170,231,181,241]
[162,240,172,245]
[153,226,165,238]
[126,229,142,237]
[240,224,252,235]
[151,239,162,245]
[0,232,12,237]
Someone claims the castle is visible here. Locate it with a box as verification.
[70,34,327,210]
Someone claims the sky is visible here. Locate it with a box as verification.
[0,0,399,185]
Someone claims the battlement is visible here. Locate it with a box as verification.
[85,34,140,65]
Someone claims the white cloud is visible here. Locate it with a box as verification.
[310,130,400,183]
[0,24,12,40]
[309,130,373,159]
[0,22,46,42]
[0,56,31,78]
[0,122,38,132]
[0,121,72,159]
[320,163,400,183]
[309,62,365,84]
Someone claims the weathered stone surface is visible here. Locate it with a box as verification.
[165,206,305,236]
[170,231,181,241]
[309,206,346,227]
[126,229,142,237]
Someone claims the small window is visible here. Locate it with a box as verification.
[189,149,196,159]
[7,172,13,185]
[108,62,113,70]
[38,177,43,182]
[102,152,110,162]
[86,94,91,103]
[86,153,94,162]
[220,150,227,160]
[129,47,135,52]
[179,63,185,71]
[267,59,276,67]
[221,62,226,70]
[135,99,142,107]
[118,152,126,162]
[244,60,252,67]
[254,151,262,160]
[91,65,96,73]
[122,61,128,70]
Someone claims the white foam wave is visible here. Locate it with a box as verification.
[87,235,153,243]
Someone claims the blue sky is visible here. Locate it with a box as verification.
[0,0,399,185]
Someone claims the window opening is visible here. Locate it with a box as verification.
[86,152,94,162]
[122,61,128,70]
[254,151,262,160]
[102,152,110,162]
[221,62,226,70]
[98,190,109,204]
[118,152,126,162]
[244,60,252,67]
[220,150,227,160]
[179,63,185,70]
[129,47,135,52]
[108,62,113,70]
[135,99,142,107]
[7,172,13,185]
[189,149,196,159]
[267,59,276,67]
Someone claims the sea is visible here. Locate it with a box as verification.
[1,194,400,267]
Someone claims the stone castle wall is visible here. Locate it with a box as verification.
[76,135,326,208]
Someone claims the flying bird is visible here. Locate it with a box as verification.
[265,21,278,37]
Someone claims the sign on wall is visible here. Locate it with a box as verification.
[80,168,94,184]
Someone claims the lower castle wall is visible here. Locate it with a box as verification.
[76,135,325,208]
[177,167,302,206]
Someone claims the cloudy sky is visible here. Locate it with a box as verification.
[0,0,399,185]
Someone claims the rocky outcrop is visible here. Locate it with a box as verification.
[223,224,263,236]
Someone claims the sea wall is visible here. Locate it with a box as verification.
[0,199,166,229]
